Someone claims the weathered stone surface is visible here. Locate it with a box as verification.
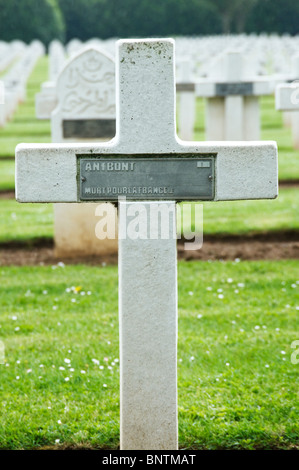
[16,139,277,202]
[119,201,178,450]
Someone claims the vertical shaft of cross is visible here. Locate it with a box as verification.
[118,201,178,450]
[116,40,179,449]
[115,39,177,152]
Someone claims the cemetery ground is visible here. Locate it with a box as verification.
[0,261,298,450]
[0,57,298,450]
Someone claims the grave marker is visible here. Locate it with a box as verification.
[36,47,118,258]
[276,80,299,149]
[196,51,273,141]
[51,48,115,143]
[16,39,278,450]
[276,54,299,149]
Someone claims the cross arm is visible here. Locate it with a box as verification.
[15,140,278,203]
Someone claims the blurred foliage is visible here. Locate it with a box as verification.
[57,0,299,40]
[57,0,222,41]
[0,0,65,44]
[246,0,299,35]
[0,0,298,44]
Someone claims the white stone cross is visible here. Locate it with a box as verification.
[196,51,273,141]
[16,39,278,450]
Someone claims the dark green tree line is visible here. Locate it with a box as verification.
[0,0,65,44]
[0,0,298,45]
[246,0,299,36]
[58,0,222,41]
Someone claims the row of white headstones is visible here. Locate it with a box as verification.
[0,41,45,127]
[16,38,279,450]
[39,37,299,144]
[63,33,299,78]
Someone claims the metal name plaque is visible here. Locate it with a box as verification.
[63,119,116,139]
[176,83,195,92]
[215,82,254,96]
[78,154,216,201]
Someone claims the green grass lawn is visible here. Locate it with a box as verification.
[0,187,297,244]
[0,200,53,243]
[0,160,15,191]
[0,260,298,449]
[181,187,299,237]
